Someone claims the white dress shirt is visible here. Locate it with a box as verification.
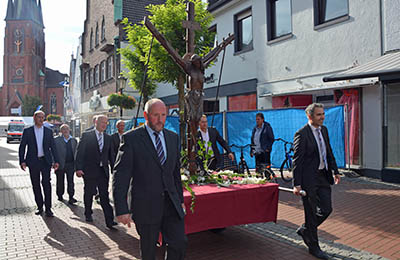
[200,128,212,153]
[34,125,44,157]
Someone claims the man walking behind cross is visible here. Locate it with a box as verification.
[19,110,60,217]
[54,124,78,205]
[75,115,117,230]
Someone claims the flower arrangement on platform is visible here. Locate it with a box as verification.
[107,93,136,109]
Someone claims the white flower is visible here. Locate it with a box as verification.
[181,175,188,181]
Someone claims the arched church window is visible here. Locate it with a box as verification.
[90,29,93,50]
[101,16,106,41]
[95,22,99,46]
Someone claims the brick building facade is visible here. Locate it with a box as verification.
[1,0,65,116]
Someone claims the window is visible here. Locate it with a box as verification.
[95,65,99,85]
[101,16,106,41]
[107,56,114,79]
[208,25,217,48]
[90,68,94,88]
[314,0,348,26]
[234,8,253,53]
[267,0,292,41]
[95,22,99,46]
[100,61,106,82]
[84,71,89,90]
[385,83,400,168]
[50,94,57,114]
[90,29,93,50]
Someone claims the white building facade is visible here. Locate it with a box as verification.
[156,0,400,182]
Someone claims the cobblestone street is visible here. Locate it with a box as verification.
[1,137,399,260]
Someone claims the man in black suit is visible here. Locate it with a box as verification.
[292,103,341,260]
[75,115,117,229]
[113,98,187,260]
[197,115,234,170]
[54,124,78,204]
[19,110,60,217]
[250,112,275,167]
[111,120,125,161]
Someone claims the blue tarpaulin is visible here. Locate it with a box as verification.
[107,105,345,169]
[227,106,345,169]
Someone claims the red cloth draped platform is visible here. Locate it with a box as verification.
[183,183,279,234]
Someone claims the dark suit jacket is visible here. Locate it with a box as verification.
[54,135,78,170]
[292,124,339,188]
[197,127,231,164]
[113,125,184,225]
[75,130,115,179]
[19,126,59,167]
[111,132,121,159]
[251,122,275,153]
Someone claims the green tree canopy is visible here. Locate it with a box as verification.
[21,95,42,116]
[122,0,215,86]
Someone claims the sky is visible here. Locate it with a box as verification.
[0,0,86,86]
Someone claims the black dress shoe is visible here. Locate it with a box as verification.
[297,226,312,248]
[309,249,329,260]
[35,208,43,215]
[68,198,77,204]
[106,224,118,230]
[111,221,118,226]
[86,215,93,222]
[58,196,64,202]
[45,210,54,217]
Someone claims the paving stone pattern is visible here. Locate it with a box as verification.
[0,138,398,260]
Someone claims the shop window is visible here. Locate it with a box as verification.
[228,93,257,111]
[385,83,400,168]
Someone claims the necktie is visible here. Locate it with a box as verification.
[154,132,166,165]
[316,128,328,170]
[98,133,103,153]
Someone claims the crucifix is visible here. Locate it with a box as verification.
[144,2,234,175]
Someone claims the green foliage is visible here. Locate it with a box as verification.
[21,95,42,116]
[46,114,61,122]
[121,0,216,88]
[197,140,214,171]
[107,93,136,109]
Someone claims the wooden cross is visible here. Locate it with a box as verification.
[182,2,201,55]
[144,2,234,175]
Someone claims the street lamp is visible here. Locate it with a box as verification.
[118,75,127,118]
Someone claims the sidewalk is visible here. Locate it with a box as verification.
[1,137,399,259]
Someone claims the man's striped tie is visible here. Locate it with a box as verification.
[154,132,166,165]
[316,128,328,170]
[98,133,103,153]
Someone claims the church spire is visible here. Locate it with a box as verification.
[5,0,14,20]
[38,0,44,27]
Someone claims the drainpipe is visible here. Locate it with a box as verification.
[379,0,384,55]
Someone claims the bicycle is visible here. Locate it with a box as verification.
[256,163,277,183]
[229,144,251,175]
[275,138,294,182]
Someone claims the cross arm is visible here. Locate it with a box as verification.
[202,34,235,68]
[144,17,190,75]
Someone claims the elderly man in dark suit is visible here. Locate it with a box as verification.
[292,103,341,260]
[54,124,78,204]
[111,120,125,161]
[113,98,187,260]
[75,115,117,229]
[197,114,234,170]
[19,110,60,217]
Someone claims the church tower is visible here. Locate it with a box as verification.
[1,0,45,115]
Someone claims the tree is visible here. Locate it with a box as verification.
[121,0,216,148]
[21,95,42,116]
